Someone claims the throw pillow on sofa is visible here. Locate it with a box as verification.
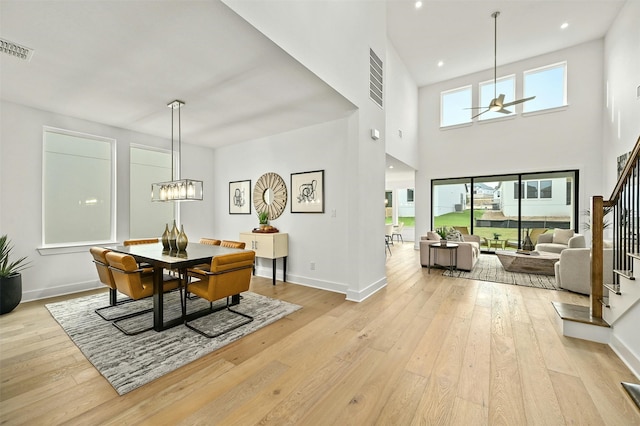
[553,228,574,245]
[446,229,464,242]
[426,231,441,240]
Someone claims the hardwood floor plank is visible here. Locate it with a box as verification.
[1,242,639,425]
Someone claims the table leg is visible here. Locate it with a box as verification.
[283,257,287,283]
[272,259,276,285]
[152,267,164,332]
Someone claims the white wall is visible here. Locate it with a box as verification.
[602,0,640,381]
[385,39,419,170]
[415,40,606,243]
[0,101,215,301]
[211,118,351,294]
[223,0,388,300]
[602,0,640,194]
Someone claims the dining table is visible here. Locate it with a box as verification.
[108,242,249,332]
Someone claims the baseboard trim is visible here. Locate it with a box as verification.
[22,280,102,303]
[345,277,387,302]
[610,333,640,380]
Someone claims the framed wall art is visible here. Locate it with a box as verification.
[291,170,324,213]
[229,180,251,214]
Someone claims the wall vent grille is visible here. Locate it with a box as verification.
[369,48,383,108]
[1,38,34,62]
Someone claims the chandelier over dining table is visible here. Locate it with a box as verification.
[151,100,203,202]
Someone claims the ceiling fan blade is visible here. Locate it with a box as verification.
[471,109,490,119]
[502,96,536,107]
[464,106,489,110]
[496,108,512,114]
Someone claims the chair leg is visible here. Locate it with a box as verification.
[95,289,153,322]
[184,296,254,339]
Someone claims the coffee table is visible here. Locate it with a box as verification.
[495,250,560,276]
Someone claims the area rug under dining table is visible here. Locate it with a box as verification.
[442,253,560,290]
[46,291,301,395]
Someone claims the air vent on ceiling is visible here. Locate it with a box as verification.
[0,38,34,62]
[369,48,383,108]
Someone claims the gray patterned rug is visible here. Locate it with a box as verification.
[46,291,301,395]
[442,254,560,290]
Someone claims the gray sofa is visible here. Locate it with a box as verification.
[535,229,586,254]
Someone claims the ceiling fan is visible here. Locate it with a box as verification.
[468,11,535,119]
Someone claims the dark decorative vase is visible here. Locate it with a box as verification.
[0,273,22,315]
[522,229,535,251]
[161,224,170,250]
[177,225,188,251]
[169,220,179,250]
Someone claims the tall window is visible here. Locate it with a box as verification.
[130,146,173,238]
[479,75,515,121]
[43,127,114,245]
[440,85,472,127]
[523,62,567,113]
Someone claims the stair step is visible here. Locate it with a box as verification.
[603,284,621,295]
[613,269,635,280]
[551,302,610,327]
[622,382,640,410]
[599,297,610,308]
[628,252,640,261]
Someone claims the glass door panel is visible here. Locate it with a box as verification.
[432,178,471,232]
[472,175,519,251]
[520,171,576,247]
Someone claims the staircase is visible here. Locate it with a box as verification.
[554,135,640,385]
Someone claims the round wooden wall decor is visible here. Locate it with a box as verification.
[253,172,287,220]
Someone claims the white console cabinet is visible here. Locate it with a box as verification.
[239,232,288,285]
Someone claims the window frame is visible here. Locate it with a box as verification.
[41,126,117,249]
[523,61,568,113]
[440,85,472,128]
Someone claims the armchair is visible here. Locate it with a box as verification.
[185,251,255,338]
[554,248,613,295]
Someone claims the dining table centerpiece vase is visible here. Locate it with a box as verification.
[169,220,179,250]
[161,224,170,250]
[177,225,188,251]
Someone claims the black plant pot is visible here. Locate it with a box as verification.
[0,273,22,315]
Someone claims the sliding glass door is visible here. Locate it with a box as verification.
[432,170,578,251]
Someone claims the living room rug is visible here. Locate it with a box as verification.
[45,291,301,395]
[442,254,560,290]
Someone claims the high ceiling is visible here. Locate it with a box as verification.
[0,0,626,153]
[386,0,625,87]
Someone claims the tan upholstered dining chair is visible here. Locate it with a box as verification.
[105,251,181,335]
[184,251,255,338]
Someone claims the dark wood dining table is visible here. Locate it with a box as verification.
[108,242,248,331]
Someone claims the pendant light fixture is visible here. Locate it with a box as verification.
[151,100,203,202]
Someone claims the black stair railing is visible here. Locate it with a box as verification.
[591,135,640,318]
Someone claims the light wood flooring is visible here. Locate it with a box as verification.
[1,243,639,425]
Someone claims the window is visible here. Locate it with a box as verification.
[526,181,539,198]
[479,75,515,120]
[540,180,552,199]
[130,146,173,238]
[440,85,471,127]
[43,127,114,245]
[523,62,567,113]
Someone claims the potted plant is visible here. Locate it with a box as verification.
[258,211,269,229]
[436,227,448,245]
[0,235,31,314]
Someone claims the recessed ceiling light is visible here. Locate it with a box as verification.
[389,165,394,169]
[437,60,444,67]
[561,22,569,29]
[415,1,422,9]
